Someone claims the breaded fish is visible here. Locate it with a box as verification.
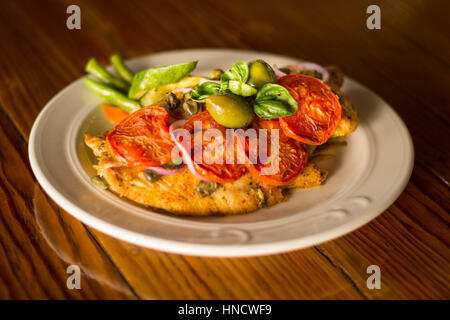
[332,90,360,137]
[85,133,328,216]
[325,66,359,137]
[84,66,357,216]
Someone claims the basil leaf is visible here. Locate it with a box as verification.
[253,83,298,119]
[220,61,249,84]
[190,81,221,102]
[220,81,229,91]
[254,100,295,119]
[228,80,257,97]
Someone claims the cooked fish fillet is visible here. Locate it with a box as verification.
[325,66,360,137]
[288,163,328,189]
[83,66,358,216]
[332,90,360,137]
[85,133,328,216]
[326,65,345,92]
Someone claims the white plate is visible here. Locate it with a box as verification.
[29,49,414,257]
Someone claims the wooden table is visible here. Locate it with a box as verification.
[0,0,448,299]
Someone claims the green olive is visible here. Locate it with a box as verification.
[247,59,277,89]
[205,93,254,128]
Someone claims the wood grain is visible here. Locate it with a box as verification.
[0,110,136,299]
[0,0,448,299]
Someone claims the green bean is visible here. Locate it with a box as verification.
[84,77,141,112]
[110,54,134,84]
[85,58,129,91]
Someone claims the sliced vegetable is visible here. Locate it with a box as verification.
[272,65,288,78]
[144,165,184,176]
[284,62,330,83]
[101,103,130,124]
[169,119,211,181]
[85,58,129,91]
[253,83,298,119]
[278,74,342,145]
[110,53,134,83]
[107,106,175,166]
[228,80,257,97]
[182,111,247,183]
[129,61,198,99]
[84,78,141,112]
[247,59,277,89]
[243,118,307,186]
[205,93,254,128]
[140,76,202,107]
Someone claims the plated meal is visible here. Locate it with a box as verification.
[29,49,413,255]
[83,54,359,216]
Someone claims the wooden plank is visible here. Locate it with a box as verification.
[318,190,450,299]
[0,0,448,299]
[90,234,365,299]
[0,109,136,299]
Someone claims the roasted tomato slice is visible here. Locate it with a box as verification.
[242,118,307,186]
[107,106,175,166]
[183,111,247,183]
[278,74,342,145]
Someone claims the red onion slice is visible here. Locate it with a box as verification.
[100,160,184,176]
[273,64,287,78]
[169,120,211,181]
[144,165,185,175]
[285,62,330,83]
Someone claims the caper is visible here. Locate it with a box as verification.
[248,59,277,89]
[298,70,323,80]
[305,145,317,157]
[91,175,108,190]
[195,180,218,198]
[205,93,254,128]
[279,67,291,74]
[163,92,179,111]
[143,170,162,183]
[182,91,192,102]
[163,157,183,169]
[209,69,224,80]
[182,99,198,116]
